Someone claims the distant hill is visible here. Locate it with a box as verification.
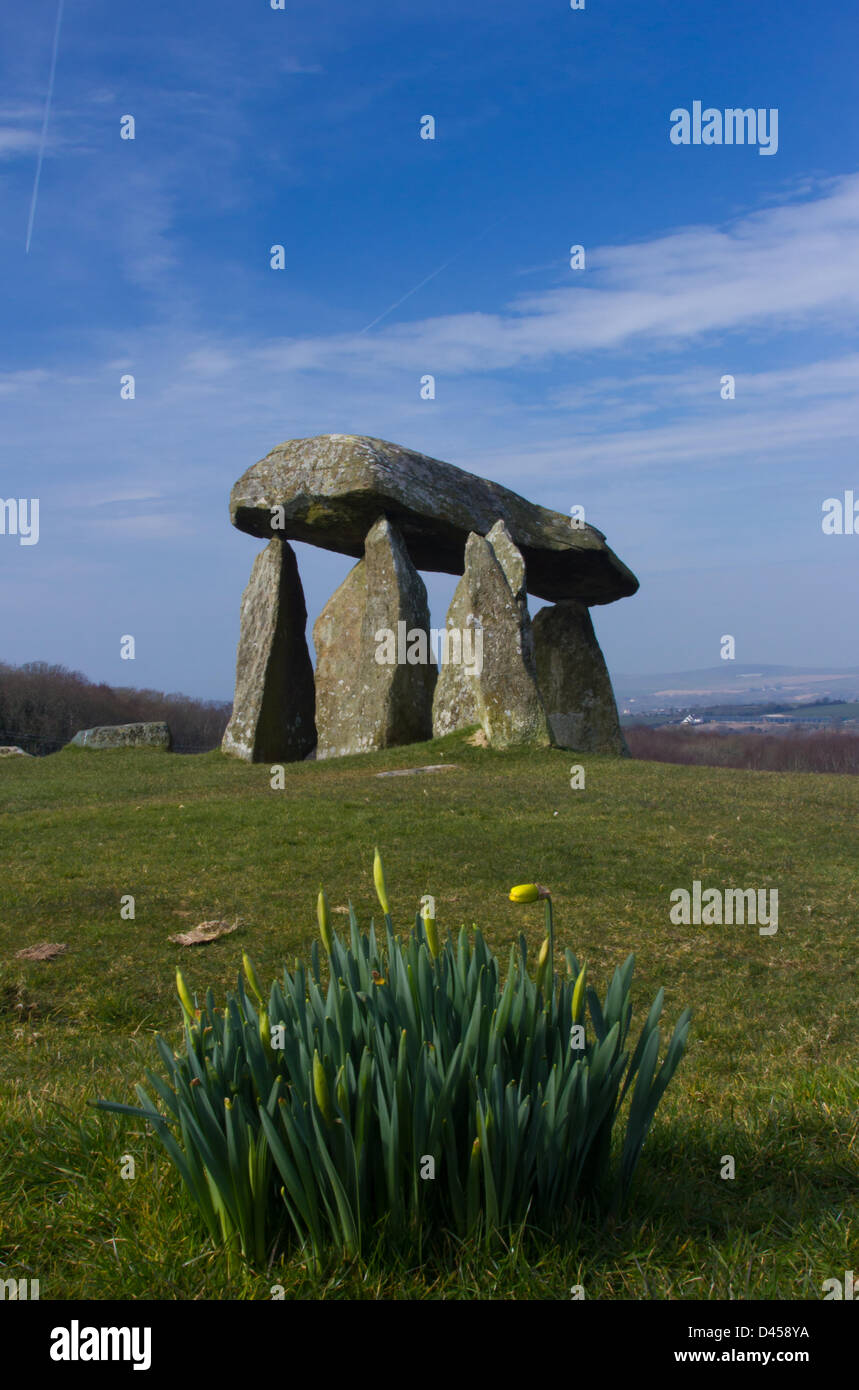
[614,664,859,712]
[0,661,232,755]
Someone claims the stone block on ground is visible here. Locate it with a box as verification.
[69,722,172,750]
[222,537,316,763]
[532,600,628,754]
[432,521,552,749]
[313,516,436,758]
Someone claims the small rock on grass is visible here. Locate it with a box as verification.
[374,764,459,778]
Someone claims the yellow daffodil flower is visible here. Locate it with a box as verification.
[509,883,551,903]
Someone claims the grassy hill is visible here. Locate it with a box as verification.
[1,734,856,1299]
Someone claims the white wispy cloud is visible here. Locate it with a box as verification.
[91,490,165,506]
[0,367,51,394]
[83,514,188,539]
[465,395,859,484]
[4,176,859,549]
[0,127,40,158]
[238,173,859,374]
[280,57,324,75]
[553,355,859,412]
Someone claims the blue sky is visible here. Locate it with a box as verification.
[2,0,858,700]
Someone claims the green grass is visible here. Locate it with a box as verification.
[1,733,856,1299]
[781,701,859,721]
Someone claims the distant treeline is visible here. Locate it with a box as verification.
[0,661,232,755]
[626,724,859,775]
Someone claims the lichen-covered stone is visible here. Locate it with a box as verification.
[532,600,627,754]
[432,522,552,749]
[313,516,436,758]
[230,434,638,605]
[222,538,316,763]
[484,517,526,600]
[69,722,172,750]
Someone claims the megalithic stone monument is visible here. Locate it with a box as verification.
[223,435,637,760]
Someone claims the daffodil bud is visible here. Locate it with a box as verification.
[259,1008,273,1059]
[572,962,587,1024]
[534,936,550,994]
[176,969,195,1019]
[373,847,391,916]
[242,951,264,1004]
[335,1065,348,1116]
[317,887,333,955]
[421,900,440,958]
[313,1050,334,1126]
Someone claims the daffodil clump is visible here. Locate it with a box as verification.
[97,852,691,1265]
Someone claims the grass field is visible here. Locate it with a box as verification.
[784,702,859,720]
[1,734,856,1300]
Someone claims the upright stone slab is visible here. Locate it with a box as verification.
[432,522,552,749]
[222,537,316,763]
[532,600,627,754]
[313,517,436,759]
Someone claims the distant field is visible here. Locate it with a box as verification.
[626,725,859,773]
[784,702,859,720]
[1,735,856,1299]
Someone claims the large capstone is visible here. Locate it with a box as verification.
[313,516,436,758]
[230,434,638,605]
[222,537,316,763]
[432,521,552,749]
[69,722,172,750]
[532,600,628,754]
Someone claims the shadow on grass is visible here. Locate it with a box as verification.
[2,1086,853,1301]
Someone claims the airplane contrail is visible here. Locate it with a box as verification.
[357,214,509,335]
[26,0,66,254]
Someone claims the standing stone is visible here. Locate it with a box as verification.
[532,600,628,754]
[432,522,552,749]
[313,517,436,759]
[222,538,316,763]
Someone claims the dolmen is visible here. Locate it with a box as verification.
[222,434,638,762]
